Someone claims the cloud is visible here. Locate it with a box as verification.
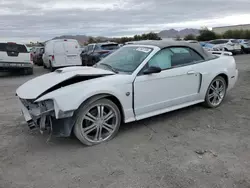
[0,0,250,42]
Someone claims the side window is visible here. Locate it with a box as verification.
[148,48,172,70]
[147,47,203,70]
[170,47,203,67]
[88,45,94,52]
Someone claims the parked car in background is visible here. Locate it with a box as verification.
[30,47,37,61]
[185,40,199,44]
[81,42,119,66]
[16,40,238,146]
[208,39,241,55]
[43,39,82,71]
[0,42,33,74]
[33,47,44,66]
[237,39,250,53]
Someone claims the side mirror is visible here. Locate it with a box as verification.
[143,66,161,74]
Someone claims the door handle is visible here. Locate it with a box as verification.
[187,70,196,75]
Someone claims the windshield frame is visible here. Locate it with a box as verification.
[96,45,159,75]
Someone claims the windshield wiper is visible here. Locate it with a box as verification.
[99,63,118,73]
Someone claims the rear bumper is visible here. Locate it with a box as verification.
[0,61,33,70]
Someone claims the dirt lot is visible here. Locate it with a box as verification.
[1,55,250,188]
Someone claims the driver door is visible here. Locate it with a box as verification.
[134,47,203,119]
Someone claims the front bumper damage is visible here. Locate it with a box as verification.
[19,98,75,137]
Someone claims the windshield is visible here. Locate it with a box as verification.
[96,46,153,74]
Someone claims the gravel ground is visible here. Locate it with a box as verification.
[1,55,250,188]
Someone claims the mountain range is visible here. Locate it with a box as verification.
[52,28,200,44]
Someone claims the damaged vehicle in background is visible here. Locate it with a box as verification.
[81,42,119,66]
[16,41,238,146]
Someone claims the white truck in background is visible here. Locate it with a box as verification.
[0,42,33,74]
[43,39,82,71]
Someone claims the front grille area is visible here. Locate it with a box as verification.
[19,98,41,117]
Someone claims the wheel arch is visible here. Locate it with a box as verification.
[77,93,125,124]
[216,73,228,88]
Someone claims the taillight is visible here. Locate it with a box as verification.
[52,55,55,61]
[30,53,33,63]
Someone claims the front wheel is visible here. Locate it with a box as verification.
[74,98,121,146]
[203,76,227,108]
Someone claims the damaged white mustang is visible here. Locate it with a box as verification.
[16,41,238,146]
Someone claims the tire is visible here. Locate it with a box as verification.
[49,61,55,72]
[74,98,121,146]
[23,67,33,75]
[241,47,245,54]
[203,76,227,108]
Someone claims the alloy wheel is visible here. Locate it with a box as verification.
[207,79,226,106]
[80,104,118,143]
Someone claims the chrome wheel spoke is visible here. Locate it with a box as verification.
[84,123,97,134]
[218,86,224,92]
[97,106,101,118]
[215,80,220,89]
[210,85,216,92]
[212,96,217,104]
[94,126,101,141]
[218,93,223,99]
[104,111,114,122]
[98,126,102,140]
[102,122,114,133]
[208,93,215,99]
[85,112,97,123]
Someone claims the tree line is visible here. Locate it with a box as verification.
[86,28,250,45]
[184,28,250,41]
[87,32,161,44]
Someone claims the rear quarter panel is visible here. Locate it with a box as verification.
[194,55,236,100]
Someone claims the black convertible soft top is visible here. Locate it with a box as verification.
[131,40,216,60]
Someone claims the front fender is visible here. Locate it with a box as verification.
[35,82,134,121]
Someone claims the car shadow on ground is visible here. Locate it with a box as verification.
[19,94,235,150]
[0,71,29,78]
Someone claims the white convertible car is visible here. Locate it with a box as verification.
[16,41,238,145]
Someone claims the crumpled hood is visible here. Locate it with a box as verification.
[16,66,114,99]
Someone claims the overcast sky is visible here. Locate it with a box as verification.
[1,0,250,43]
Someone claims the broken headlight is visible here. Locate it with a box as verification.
[39,100,54,111]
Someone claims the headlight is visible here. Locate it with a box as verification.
[40,100,54,111]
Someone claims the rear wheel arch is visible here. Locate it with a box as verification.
[216,73,228,88]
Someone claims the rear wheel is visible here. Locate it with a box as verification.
[203,76,227,108]
[49,61,55,72]
[74,98,121,146]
